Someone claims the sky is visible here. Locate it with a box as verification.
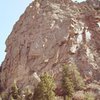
[0,0,86,65]
[72,0,86,2]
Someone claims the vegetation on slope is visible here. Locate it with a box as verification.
[0,64,95,100]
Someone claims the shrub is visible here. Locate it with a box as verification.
[24,87,33,100]
[85,92,95,100]
[9,80,21,100]
[0,92,8,100]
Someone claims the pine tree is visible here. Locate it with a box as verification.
[62,64,85,91]
[69,64,85,90]
[33,72,56,100]
[62,65,74,100]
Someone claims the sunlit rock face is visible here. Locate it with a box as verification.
[0,0,100,92]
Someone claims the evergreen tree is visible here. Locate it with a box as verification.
[33,72,56,100]
[69,64,85,90]
[62,64,85,91]
[62,65,74,100]
[73,69,85,90]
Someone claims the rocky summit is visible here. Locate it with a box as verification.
[0,0,100,99]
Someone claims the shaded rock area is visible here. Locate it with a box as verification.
[0,0,100,98]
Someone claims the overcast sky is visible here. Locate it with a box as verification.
[0,0,86,65]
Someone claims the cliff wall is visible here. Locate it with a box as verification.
[0,0,100,91]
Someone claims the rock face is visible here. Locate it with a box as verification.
[87,0,100,9]
[0,0,100,91]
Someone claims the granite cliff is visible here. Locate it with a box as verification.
[0,0,100,97]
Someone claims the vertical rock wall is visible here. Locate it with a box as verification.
[0,0,100,91]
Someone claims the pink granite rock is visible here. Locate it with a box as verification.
[0,0,100,92]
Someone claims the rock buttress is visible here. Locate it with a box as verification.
[0,0,100,91]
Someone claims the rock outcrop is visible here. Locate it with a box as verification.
[87,0,100,9]
[0,0,100,94]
